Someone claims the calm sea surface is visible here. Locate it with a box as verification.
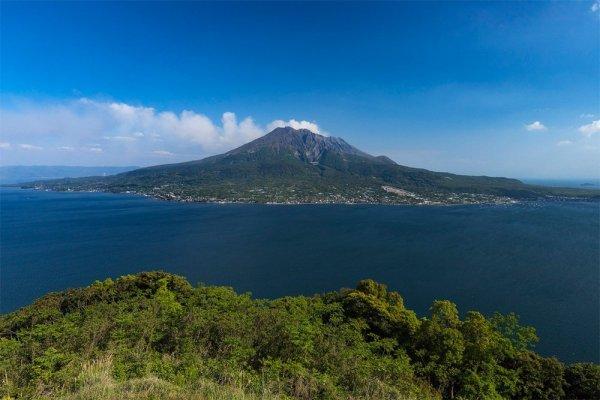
[1,188,598,362]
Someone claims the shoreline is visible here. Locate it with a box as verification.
[7,185,599,206]
[7,185,525,207]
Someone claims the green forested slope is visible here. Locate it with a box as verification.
[1,272,598,399]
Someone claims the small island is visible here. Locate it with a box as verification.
[19,128,600,206]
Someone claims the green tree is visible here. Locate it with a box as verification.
[490,312,538,352]
[341,279,420,344]
[457,311,517,399]
[413,300,465,398]
[564,363,600,400]
[510,351,565,400]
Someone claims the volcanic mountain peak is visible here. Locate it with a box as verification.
[228,126,376,163]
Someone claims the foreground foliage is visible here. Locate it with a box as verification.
[1,272,598,399]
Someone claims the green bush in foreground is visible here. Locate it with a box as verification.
[1,272,598,399]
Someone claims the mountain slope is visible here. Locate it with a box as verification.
[19,127,599,204]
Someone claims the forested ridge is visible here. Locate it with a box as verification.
[1,272,598,399]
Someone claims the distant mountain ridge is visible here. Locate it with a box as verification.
[0,165,138,184]
[17,127,600,204]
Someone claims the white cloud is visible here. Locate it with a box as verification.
[0,142,10,149]
[19,143,43,150]
[221,112,264,146]
[152,150,174,156]
[0,97,325,164]
[579,120,600,137]
[556,140,573,146]
[57,146,74,151]
[267,119,323,135]
[0,98,268,152]
[592,0,599,12]
[580,113,595,119]
[525,121,547,131]
[104,135,138,142]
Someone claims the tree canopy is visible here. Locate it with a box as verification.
[1,272,598,399]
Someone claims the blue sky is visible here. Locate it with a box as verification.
[1,1,598,178]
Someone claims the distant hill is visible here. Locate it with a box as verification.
[522,178,600,190]
[17,127,600,204]
[0,165,138,184]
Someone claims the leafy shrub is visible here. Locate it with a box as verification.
[0,272,597,400]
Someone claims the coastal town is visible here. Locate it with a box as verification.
[30,181,520,206]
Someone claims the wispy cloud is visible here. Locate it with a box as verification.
[152,150,174,156]
[524,121,547,131]
[579,120,600,137]
[57,146,74,151]
[592,0,599,13]
[103,135,138,142]
[556,140,573,146]
[0,142,11,149]
[19,143,43,150]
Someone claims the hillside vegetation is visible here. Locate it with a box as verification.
[1,272,598,399]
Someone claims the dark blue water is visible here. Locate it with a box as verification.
[1,188,598,363]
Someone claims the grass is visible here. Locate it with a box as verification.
[38,356,287,400]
